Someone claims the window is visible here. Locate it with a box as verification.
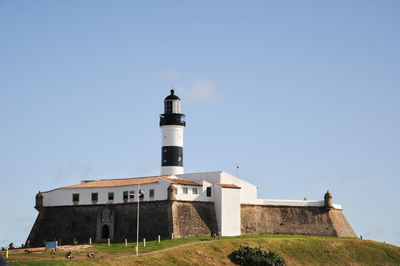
[192,187,198,194]
[123,191,128,200]
[183,187,188,194]
[139,190,144,201]
[165,101,173,113]
[91,193,98,201]
[172,100,180,113]
[206,187,212,197]
[129,191,135,199]
[72,193,79,202]
[149,189,155,198]
[108,192,114,201]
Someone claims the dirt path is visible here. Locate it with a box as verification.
[117,240,213,258]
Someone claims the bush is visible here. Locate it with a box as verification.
[229,246,286,266]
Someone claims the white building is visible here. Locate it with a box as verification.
[40,170,341,237]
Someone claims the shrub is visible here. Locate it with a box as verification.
[229,246,286,266]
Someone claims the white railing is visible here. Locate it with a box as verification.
[251,199,342,209]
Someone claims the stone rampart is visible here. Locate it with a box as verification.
[26,200,218,247]
[172,201,218,238]
[26,200,356,247]
[27,204,103,247]
[241,204,356,237]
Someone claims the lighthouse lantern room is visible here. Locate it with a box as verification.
[160,90,186,175]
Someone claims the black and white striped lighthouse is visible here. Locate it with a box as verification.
[160,90,186,175]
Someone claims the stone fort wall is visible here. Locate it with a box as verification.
[241,204,356,237]
[172,201,218,238]
[26,201,356,247]
[26,200,218,247]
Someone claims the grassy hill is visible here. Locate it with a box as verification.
[3,234,400,265]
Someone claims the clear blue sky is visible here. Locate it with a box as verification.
[1,0,399,248]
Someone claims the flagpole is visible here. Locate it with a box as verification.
[136,183,140,256]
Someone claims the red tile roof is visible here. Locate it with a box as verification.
[217,183,241,189]
[61,175,202,189]
[161,177,202,186]
[63,176,162,188]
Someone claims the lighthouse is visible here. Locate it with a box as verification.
[160,90,186,175]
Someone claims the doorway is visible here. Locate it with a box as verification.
[102,224,109,239]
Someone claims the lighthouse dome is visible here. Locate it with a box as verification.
[165,89,180,101]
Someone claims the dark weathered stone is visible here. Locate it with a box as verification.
[241,204,356,237]
[26,200,218,247]
[26,200,356,247]
[113,201,173,241]
[35,192,43,211]
[172,201,218,238]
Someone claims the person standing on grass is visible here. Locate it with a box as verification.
[0,252,8,266]
[50,248,56,259]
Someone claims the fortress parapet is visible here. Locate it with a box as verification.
[35,192,43,211]
[168,184,176,200]
[324,190,333,209]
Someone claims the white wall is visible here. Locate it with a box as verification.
[254,199,342,210]
[220,187,241,236]
[174,180,213,202]
[161,166,184,175]
[42,179,171,207]
[220,172,258,204]
[180,171,259,204]
[161,125,184,146]
[214,185,222,234]
[178,171,222,185]
[213,185,241,236]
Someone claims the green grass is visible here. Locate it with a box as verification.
[1,236,212,265]
[90,236,211,255]
[2,234,400,265]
